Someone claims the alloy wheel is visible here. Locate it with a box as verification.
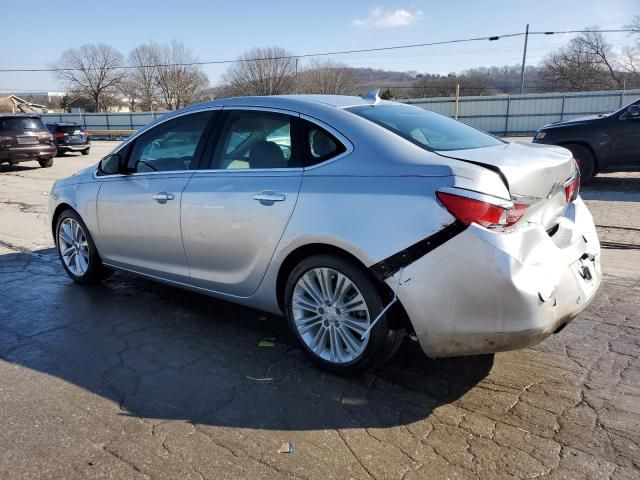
[58,218,90,276]
[292,267,371,364]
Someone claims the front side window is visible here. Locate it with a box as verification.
[347,104,503,152]
[211,111,300,170]
[129,111,213,173]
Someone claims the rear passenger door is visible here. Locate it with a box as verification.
[181,108,303,297]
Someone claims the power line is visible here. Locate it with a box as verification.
[0,28,637,74]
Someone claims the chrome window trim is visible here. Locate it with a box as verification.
[192,167,303,175]
[299,114,354,171]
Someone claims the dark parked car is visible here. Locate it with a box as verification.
[533,98,640,181]
[46,122,91,156]
[0,115,56,168]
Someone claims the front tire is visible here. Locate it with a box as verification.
[39,157,54,168]
[55,209,113,283]
[284,254,403,375]
[564,143,596,182]
[81,149,90,156]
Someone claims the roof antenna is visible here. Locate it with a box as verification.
[362,88,381,105]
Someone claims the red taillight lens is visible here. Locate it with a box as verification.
[54,132,66,138]
[564,175,580,203]
[436,191,529,229]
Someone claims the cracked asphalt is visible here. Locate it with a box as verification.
[1,142,639,480]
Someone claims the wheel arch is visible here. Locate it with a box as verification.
[51,203,80,240]
[275,243,414,334]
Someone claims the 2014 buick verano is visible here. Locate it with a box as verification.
[48,94,602,374]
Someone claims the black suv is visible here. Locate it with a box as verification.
[533,98,640,181]
[46,122,91,156]
[0,115,57,168]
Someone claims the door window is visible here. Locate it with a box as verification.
[211,111,301,170]
[302,120,346,166]
[129,111,214,173]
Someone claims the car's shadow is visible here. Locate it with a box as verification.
[0,248,493,431]
[0,164,40,173]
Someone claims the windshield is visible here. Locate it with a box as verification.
[347,104,503,151]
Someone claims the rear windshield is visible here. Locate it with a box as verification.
[346,104,503,152]
[0,117,45,131]
[51,125,82,134]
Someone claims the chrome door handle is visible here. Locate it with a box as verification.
[253,191,286,205]
[151,192,175,204]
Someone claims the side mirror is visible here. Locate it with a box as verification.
[98,153,128,175]
[626,104,640,118]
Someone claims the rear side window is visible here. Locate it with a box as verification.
[55,125,83,134]
[210,110,301,170]
[302,120,346,166]
[0,117,45,131]
[346,104,503,152]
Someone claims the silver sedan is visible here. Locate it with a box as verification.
[48,94,602,374]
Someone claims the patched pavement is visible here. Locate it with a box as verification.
[1,144,639,479]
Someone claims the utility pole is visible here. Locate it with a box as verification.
[519,24,529,95]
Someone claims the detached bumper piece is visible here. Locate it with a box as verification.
[370,221,466,281]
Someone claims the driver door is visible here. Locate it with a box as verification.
[610,111,640,169]
[96,110,216,281]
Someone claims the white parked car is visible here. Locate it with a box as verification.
[48,94,601,374]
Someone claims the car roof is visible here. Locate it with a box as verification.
[192,94,391,112]
[47,122,81,126]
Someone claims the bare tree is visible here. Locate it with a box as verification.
[155,41,209,109]
[53,44,125,112]
[297,59,358,94]
[626,15,640,44]
[127,43,161,111]
[117,76,141,111]
[221,47,296,96]
[542,28,621,91]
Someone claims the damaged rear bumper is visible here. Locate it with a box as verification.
[391,197,601,358]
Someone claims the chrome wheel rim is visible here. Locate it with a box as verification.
[292,268,371,364]
[58,218,89,276]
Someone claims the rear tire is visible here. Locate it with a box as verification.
[81,149,90,156]
[39,157,54,168]
[564,143,596,182]
[55,209,113,284]
[284,254,404,375]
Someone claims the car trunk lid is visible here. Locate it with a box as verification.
[436,141,575,199]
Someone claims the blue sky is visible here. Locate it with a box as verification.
[0,0,637,92]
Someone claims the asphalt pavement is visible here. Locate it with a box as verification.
[0,142,638,479]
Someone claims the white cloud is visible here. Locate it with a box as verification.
[353,7,424,28]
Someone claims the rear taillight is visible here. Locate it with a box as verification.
[54,132,67,138]
[564,173,580,203]
[436,191,529,230]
